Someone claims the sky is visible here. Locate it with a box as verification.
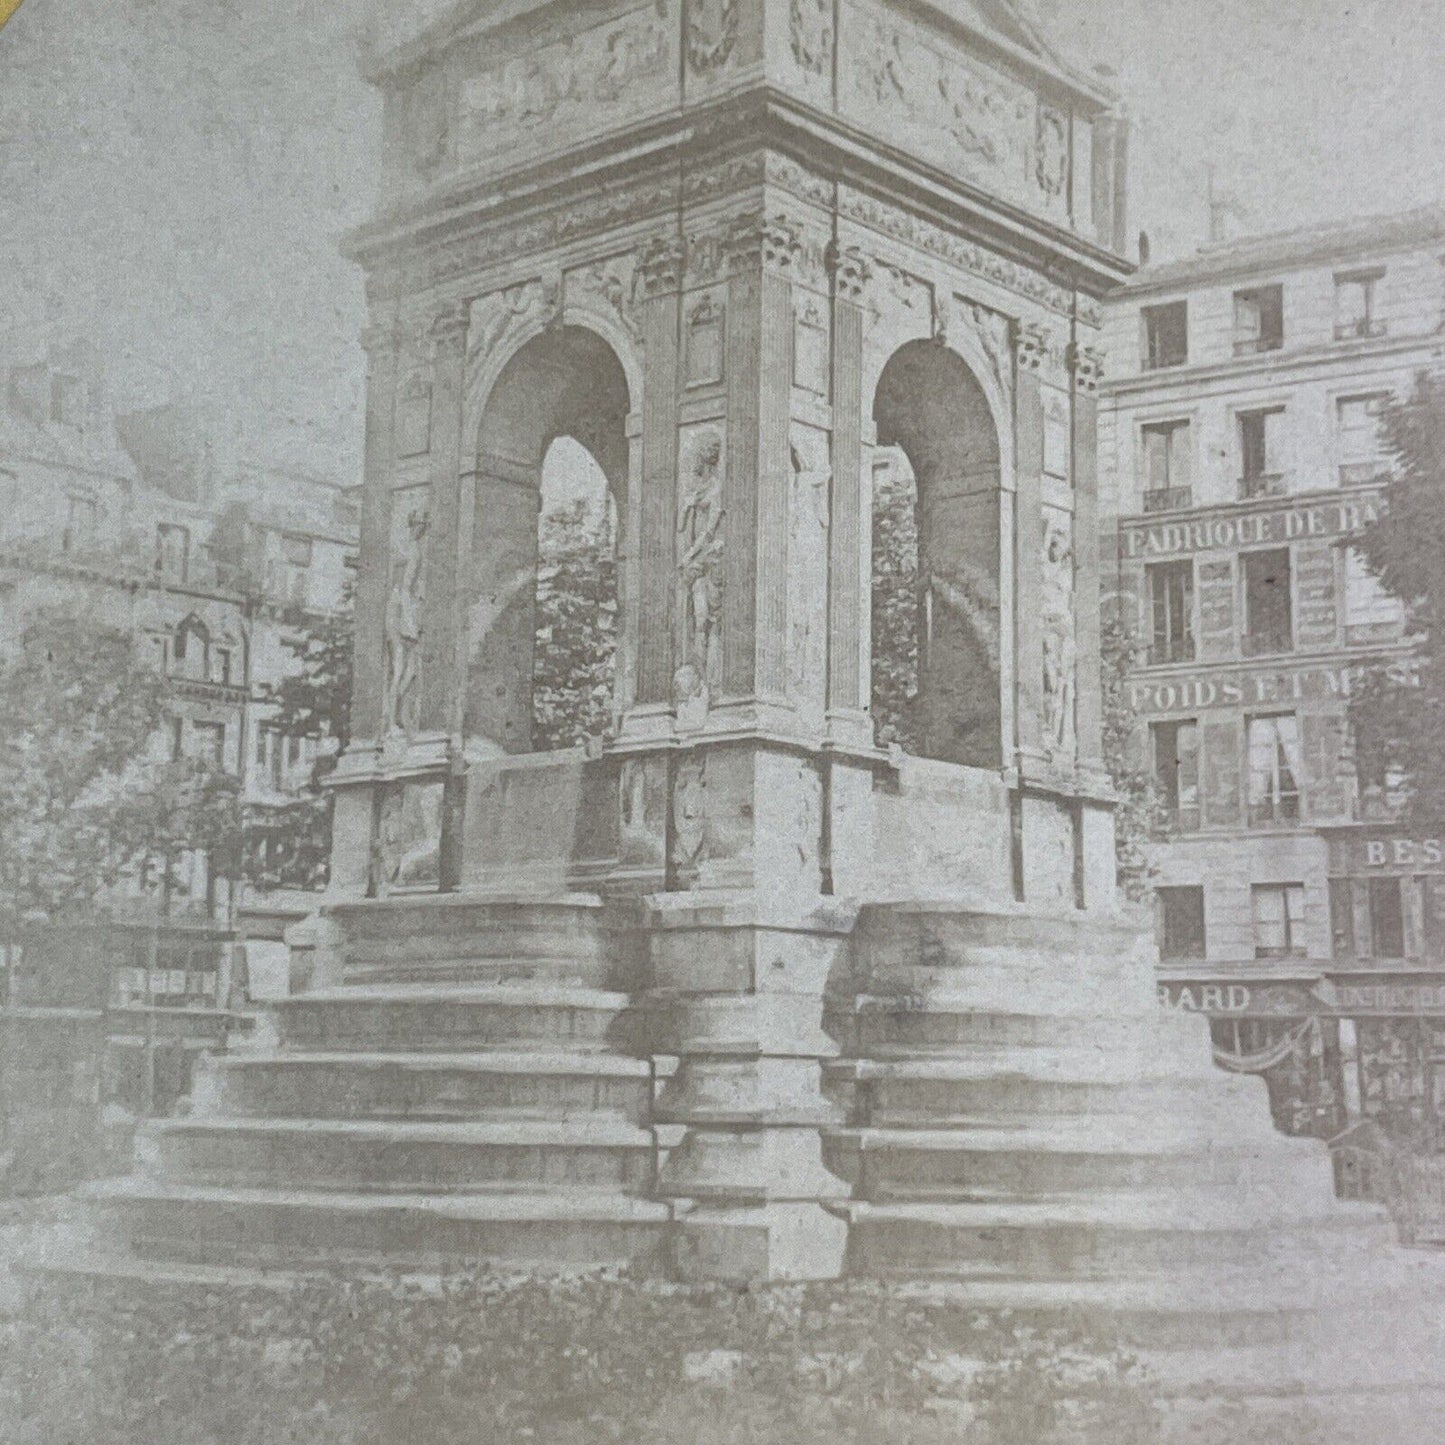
[1,0,1442,483]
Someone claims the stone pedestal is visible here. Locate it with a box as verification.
[648,894,853,1282]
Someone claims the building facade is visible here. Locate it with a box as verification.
[1099,207,1445,1147]
[0,350,357,1177]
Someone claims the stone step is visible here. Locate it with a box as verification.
[327,896,641,990]
[846,1196,1393,1282]
[839,998,1213,1060]
[275,985,643,1054]
[140,1117,659,1195]
[206,1050,655,1123]
[82,1179,673,1273]
[826,1051,1264,1124]
[826,1124,1334,1204]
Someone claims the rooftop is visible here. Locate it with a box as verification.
[1123,203,1445,296]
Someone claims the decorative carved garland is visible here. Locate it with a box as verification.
[686,0,740,75]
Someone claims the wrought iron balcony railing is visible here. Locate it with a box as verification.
[1143,486,1193,513]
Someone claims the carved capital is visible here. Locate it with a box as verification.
[638,234,687,297]
[429,301,471,353]
[1015,321,1052,374]
[1068,342,1104,393]
[826,242,871,304]
[724,213,802,276]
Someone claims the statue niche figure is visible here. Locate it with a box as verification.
[383,508,429,736]
[676,431,725,704]
[1041,522,1076,757]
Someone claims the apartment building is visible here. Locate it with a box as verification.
[1100,206,1445,1146]
[0,351,356,1172]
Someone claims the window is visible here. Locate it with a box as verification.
[155,523,190,583]
[172,617,210,680]
[1335,270,1384,340]
[1337,393,1390,485]
[1369,877,1406,957]
[63,495,96,552]
[190,722,227,771]
[1147,560,1194,664]
[1141,420,1192,511]
[1158,886,1206,961]
[1241,548,1292,656]
[1343,548,1404,642]
[169,716,184,762]
[1152,719,1200,830]
[1238,407,1287,498]
[1247,713,1303,825]
[1233,284,1284,354]
[281,534,313,567]
[214,646,233,686]
[1252,883,1306,959]
[1329,879,1356,958]
[1142,302,1188,370]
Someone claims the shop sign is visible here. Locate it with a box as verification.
[1129,664,1354,714]
[1121,494,1383,561]
[1316,978,1445,1014]
[1158,982,1254,1013]
[1358,837,1445,871]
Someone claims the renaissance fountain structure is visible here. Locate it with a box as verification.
[77,0,1445,1393]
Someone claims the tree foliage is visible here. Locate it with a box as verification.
[870,470,921,751]
[531,500,618,752]
[247,587,355,892]
[1347,374,1445,820]
[0,607,240,933]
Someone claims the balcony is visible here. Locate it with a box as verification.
[1147,636,1195,667]
[1232,335,1283,357]
[1340,461,1392,488]
[1143,486,1193,514]
[1248,794,1301,829]
[1335,318,1387,341]
[1238,472,1288,501]
[1241,627,1294,658]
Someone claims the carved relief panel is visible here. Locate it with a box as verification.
[684,292,726,388]
[564,253,642,345]
[674,424,728,726]
[787,424,832,723]
[395,372,433,460]
[371,779,445,896]
[381,485,432,741]
[452,7,674,175]
[1041,512,1076,762]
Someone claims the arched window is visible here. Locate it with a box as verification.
[871,342,1003,769]
[173,615,211,682]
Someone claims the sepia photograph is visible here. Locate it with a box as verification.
[2,0,1445,1439]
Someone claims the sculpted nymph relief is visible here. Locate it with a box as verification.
[674,427,726,725]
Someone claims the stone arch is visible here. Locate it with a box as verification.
[172,613,211,680]
[871,340,1004,769]
[463,323,633,756]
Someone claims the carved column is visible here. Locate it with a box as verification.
[417,302,470,746]
[1013,322,1049,770]
[631,234,686,717]
[825,243,871,741]
[720,213,798,716]
[1070,341,1107,778]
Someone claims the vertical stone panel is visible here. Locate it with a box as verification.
[1202,715,1242,828]
[1071,347,1104,771]
[722,256,762,696]
[350,322,400,746]
[827,245,868,719]
[418,305,469,738]
[635,238,685,706]
[756,266,793,699]
[1013,356,1046,762]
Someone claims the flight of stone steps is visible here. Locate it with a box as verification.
[69,890,1445,1383]
[85,897,674,1274]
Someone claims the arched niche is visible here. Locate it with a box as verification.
[871,340,1003,770]
[464,325,631,757]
